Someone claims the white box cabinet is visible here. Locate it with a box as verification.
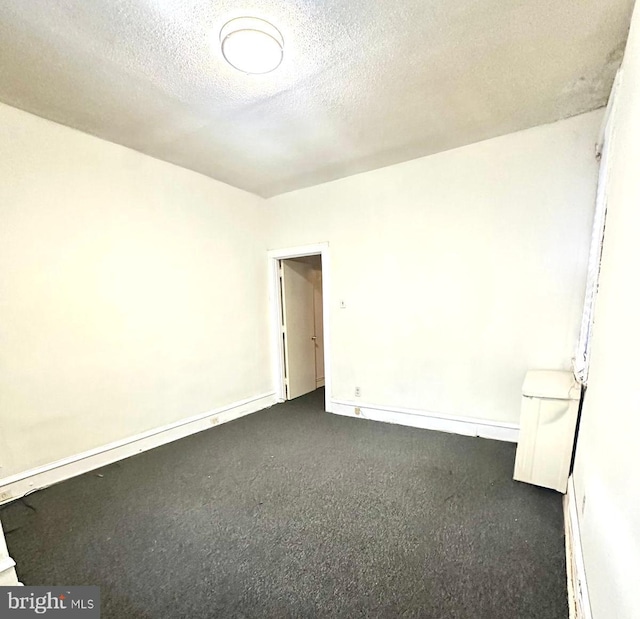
[513,370,581,493]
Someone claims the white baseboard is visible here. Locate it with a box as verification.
[564,476,592,619]
[0,392,277,505]
[0,520,22,585]
[331,400,519,442]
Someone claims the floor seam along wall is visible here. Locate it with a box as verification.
[1,393,521,505]
[331,399,519,442]
[0,392,277,505]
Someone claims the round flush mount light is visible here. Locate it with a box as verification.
[220,17,284,74]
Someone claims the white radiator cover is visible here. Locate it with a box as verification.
[514,370,581,493]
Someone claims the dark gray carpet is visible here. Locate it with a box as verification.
[2,389,567,618]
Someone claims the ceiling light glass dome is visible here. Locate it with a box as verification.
[220,17,284,74]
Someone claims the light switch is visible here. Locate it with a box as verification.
[340,300,346,309]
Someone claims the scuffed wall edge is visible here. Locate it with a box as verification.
[564,475,593,619]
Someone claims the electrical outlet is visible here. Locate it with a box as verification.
[355,407,361,416]
[355,386,361,397]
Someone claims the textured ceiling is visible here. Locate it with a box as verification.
[0,0,634,197]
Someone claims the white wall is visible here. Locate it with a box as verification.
[0,103,272,480]
[572,3,640,617]
[267,110,602,424]
[0,97,605,482]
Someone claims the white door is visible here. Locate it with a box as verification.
[313,268,324,386]
[281,259,317,399]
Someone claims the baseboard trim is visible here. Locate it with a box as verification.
[0,391,277,505]
[564,476,592,619]
[0,520,22,585]
[316,378,325,387]
[331,400,519,442]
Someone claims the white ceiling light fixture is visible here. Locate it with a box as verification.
[220,17,284,75]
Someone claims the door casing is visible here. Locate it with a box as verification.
[281,258,317,399]
[268,243,332,412]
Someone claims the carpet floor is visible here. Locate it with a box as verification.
[2,389,567,618]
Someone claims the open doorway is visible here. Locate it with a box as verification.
[268,244,332,412]
[280,255,324,399]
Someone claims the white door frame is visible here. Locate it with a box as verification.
[267,243,332,413]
